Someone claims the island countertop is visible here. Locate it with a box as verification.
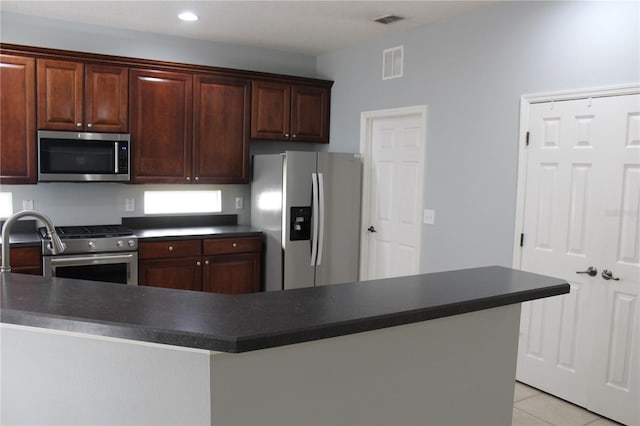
[0,266,569,353]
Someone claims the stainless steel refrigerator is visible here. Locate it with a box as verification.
[251,151,362,291]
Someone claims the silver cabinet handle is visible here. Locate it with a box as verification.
[76,123,82,127]
[194,176,199,182]
[232,242,238,248]
[205,260,210,265]
[186,176,191,181]
[284,133,289,137]
[576,266,597,277]
[292,134,297,138]
[168,246,174,252]
[602,270,620,281]
[87,123,93,128]
[196,261,201,266]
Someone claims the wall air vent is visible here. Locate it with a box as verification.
[374,14,405,25]
[382,45,403,80]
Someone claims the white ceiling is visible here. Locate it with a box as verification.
[0,1,494,56]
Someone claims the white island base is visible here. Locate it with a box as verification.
[1,304,520,425]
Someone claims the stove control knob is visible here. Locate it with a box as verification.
[128,240,136,247]
[117,240,124,247]
[88,241,96,249]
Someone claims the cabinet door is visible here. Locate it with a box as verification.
[203,252,260,294]
[290,84,330,144]
[0,54,36,184]
[84,64,128,132]
[250,80,290,141]
[130,69,193,183]
[194,75,250,183]
[0,246,42,275]
[139,257,202,291]
[37,59,83,130]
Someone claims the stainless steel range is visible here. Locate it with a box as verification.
[40,224,138,285]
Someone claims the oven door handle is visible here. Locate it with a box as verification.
[49,253,137,267]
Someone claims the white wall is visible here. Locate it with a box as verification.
[317,1,640,273]
[0,12,319,225]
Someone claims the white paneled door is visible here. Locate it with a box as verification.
[361,108,425,280]
[517,93,639,425]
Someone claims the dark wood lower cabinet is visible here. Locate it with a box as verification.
[138,236,262,294]
[138,257,202,291]
[203,252,260,294]
[1,246,42,275]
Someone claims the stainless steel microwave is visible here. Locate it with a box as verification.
[38,130,130,182]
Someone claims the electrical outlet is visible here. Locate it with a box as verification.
[22,200,34,210]
[423,209,435,225]
[125,198,135,212]
[235,197,243,209]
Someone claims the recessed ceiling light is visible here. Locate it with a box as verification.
[178,11,198,22]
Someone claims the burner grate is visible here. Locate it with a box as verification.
[41,224,134,239]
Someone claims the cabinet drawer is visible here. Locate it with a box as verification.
[203,236,262,255]
[138,239,201,259]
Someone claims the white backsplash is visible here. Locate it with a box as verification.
[1,182,251,226]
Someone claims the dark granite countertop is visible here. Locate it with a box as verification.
[122,214,262,241]
[0,220,41,248]
[133,225,263,241]
[1,266,568,353]
[1,232,42,247]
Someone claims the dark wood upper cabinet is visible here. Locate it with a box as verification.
[0,54,36,184]
[193,75,250,184]
[290,84,330,144]
[37,59,128,132]
[37,59,83,131]
[251,80,330,144]
[84,64,128,132]
[129,69,193,184]
[251,80,291,141]
[1,43,333,184]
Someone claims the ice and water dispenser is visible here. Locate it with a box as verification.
[290,207,311,241]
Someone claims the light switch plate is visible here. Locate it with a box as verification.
[22,200,34,210]
[125,198,135,212]
[235,197,243,209]
[423,209,435,225]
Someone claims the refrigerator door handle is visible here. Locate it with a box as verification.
[317,172,325,266]
[311,172,319,266]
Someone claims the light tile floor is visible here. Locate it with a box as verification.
[512,382,622,426]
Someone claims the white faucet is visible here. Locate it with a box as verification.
[1,210,65,273]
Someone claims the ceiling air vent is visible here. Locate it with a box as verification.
[382,45,403,80]
[374,14,405,25]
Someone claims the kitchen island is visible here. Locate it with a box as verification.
[1,266,568,425]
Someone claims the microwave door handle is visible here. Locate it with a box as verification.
[114,142,119,173]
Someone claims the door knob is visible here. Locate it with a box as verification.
[576,266,597,277]
[601,270,620,281]
[367,226,377,233]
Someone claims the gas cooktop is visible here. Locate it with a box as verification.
[39,224,134,239]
